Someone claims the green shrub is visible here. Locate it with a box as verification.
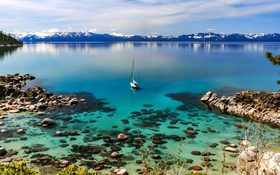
[57,165,102,175]
[0,161,102,175]
[0,161,39,175]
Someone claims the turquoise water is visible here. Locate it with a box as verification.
[0,42,279,174]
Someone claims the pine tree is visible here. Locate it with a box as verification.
[266,52,280,84]
[0,31,23,45]
[266,52,280,65]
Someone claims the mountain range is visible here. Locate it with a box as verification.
[13,32,280,42]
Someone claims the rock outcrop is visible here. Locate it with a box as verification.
[237,140,280,175]
[0,74,81,114]
[201,91,280,127]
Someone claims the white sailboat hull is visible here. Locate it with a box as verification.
[130,81,139,89]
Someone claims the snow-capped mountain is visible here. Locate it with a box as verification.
[13,32,280,42]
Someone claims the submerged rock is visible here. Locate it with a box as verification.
[111,152,122,158]
[220,140,230,145]
[224,146,239,153]
[151,154,162,159]
[189,165,203,171]
[41,118,56,126]
[16,128,25,134]
[191,151,201,155]
[117,133,128,141]
[113,169,128,175]
[184,129,197,135]
[209,143,218,148]
[0,146,7,157]
[228,143,238,148]
[37,112,45,116]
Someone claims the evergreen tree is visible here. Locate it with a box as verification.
[0,31,23,45]
[266,52,280,65]
[266,52,280,84]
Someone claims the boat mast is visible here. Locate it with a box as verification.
[131,58,135,81]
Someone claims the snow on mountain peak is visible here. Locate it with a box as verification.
[11,32,280,42]
[111,32,134,37]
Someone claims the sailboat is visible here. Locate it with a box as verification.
[130,58,140,89]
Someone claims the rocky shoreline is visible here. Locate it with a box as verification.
[201,91,280,127]
[0,74,81,115]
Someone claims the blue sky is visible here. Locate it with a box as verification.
[0,0,280,35]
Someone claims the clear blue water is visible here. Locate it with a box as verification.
[0,42,279,174]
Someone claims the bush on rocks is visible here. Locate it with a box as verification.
[0,160,39,175]
[0,161,103,175]
[57,164,102,175]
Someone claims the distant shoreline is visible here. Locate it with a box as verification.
[0,44,23,47]
[19,41,280,44]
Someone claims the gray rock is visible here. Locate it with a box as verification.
[1,157,13,164]
[201,91,213,102]
[28,105,35,111]
[0,129,7,133]
[1,74,79,115]
[114,169,128,175]
[111,151,122,158]
[224,146,239,153]
[117,133,128,140]
[37,111,45,116]
[68,98,78,105]
[239,146,257,162]
[17,128,25,134]
[0,146,7,157]
[201,91,280,127]
[41,118,55,126]
[9,109,20,113]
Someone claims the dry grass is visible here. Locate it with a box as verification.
[236,122,279,175]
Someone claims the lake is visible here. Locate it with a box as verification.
[0,42,279,174]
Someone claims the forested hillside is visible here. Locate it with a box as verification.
[0,31,23,45]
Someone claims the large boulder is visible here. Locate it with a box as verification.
[200,91,213,102]
[201,91,280,127]
[68,98,78,105]
[224,146,239,153]
[9,109,20,113]
[26,86,45,97]
[258,152,280,175]
[239,146,257,162]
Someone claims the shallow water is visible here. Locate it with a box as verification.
[0,42,279,174]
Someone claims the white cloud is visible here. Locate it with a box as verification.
[42,28,60,33]
[88,28,98,33]
[0,0,279,34]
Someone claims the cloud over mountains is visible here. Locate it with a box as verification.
[0,0,280,34]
